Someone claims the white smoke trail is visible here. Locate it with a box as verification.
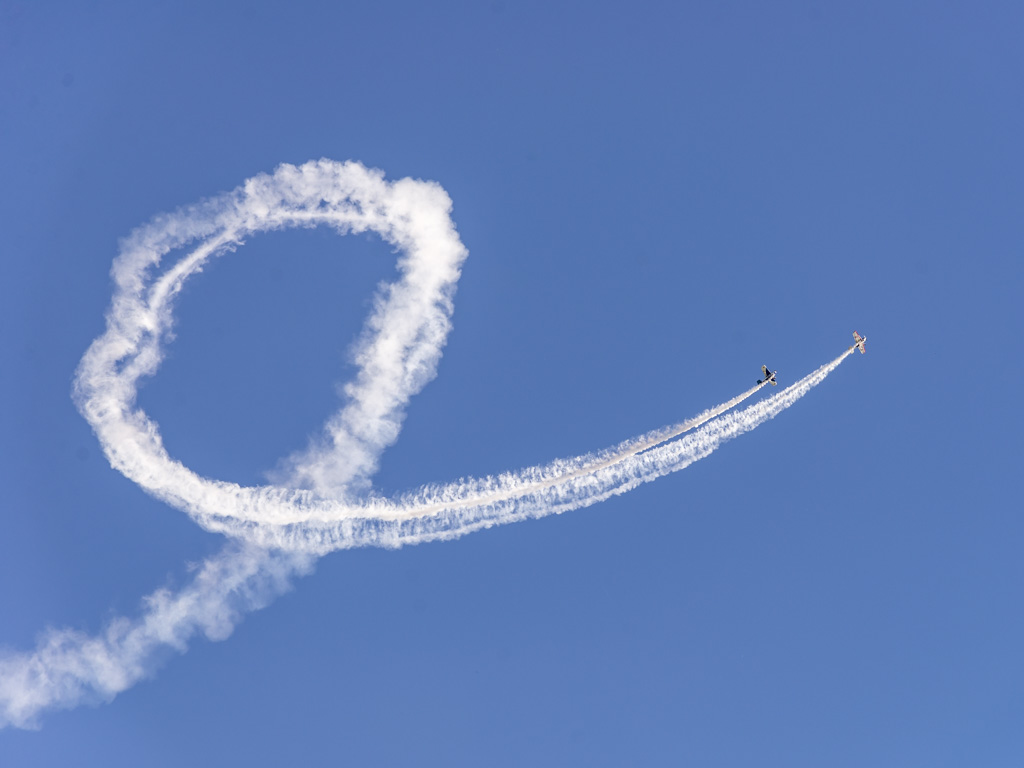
[208,347,852,554]
[0,546,313,729]
[0,160,855,729]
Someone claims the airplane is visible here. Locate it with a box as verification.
[851,330,867,354]
[758,365,777,386]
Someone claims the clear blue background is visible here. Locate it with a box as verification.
[2,1,1022,765]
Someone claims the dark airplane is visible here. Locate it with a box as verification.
[758,365,777,386]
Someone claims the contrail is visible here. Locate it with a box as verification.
[229,347,853,554]
[0,160,857,728]
[0,546,312,730]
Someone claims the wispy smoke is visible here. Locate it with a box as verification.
[0,545,313,729]
[0,160,854,728]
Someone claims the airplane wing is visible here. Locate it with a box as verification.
[762,365,769,377]
[769,377,777,385]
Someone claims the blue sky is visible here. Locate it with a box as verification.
[2,1,1022,765]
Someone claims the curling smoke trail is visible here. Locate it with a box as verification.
[0,160,855,728]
